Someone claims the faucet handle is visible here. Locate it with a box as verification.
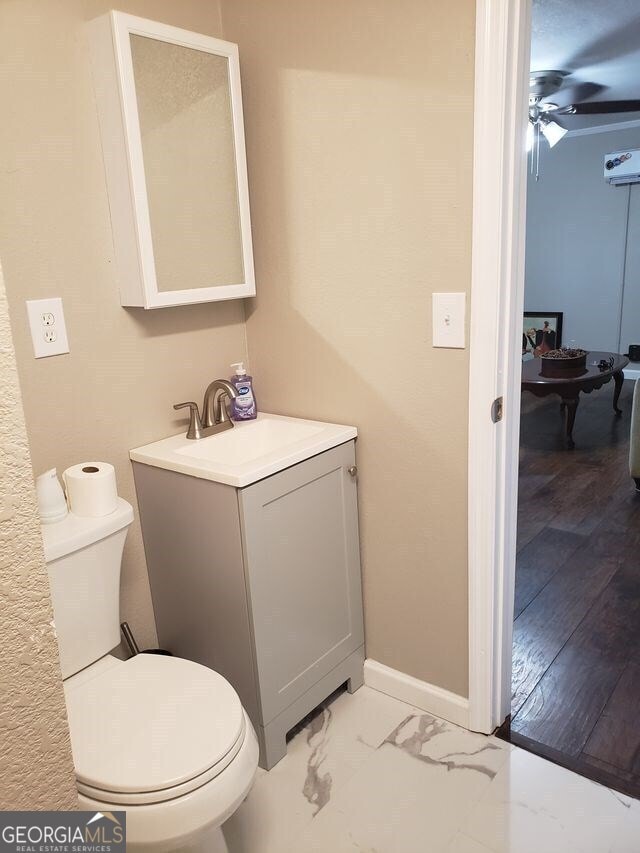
[173,401,204,440]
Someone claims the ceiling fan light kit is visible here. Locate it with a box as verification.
[539,116,568,148]
[527,70,640,180]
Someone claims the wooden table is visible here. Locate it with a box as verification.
[521,350,629,449]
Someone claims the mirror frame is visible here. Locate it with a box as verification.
[91,12,255,308]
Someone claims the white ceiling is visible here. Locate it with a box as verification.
[531,0,640,129]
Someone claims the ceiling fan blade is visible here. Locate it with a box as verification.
[564,19,640,71]
[554,82,606,108]
[557,100,640,116]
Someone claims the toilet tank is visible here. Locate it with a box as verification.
[41,499,134,678]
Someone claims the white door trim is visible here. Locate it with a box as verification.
[467,0,532,733]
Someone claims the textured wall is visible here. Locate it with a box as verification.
[0,265,77,810]
[0,0,242,651]
[221,0,475,696]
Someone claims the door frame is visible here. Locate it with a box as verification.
[467,0,532,732]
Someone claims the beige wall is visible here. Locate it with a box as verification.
[1,0,475,703]
[0,0,246,649]
[222,0,475,695]
[0,266,77,810]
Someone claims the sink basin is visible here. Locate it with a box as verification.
[130,413,357,487]
[176,417,324,466]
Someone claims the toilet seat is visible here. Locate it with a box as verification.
[65,654,245,805]
[77,710,259,853]
[75,716,246,805]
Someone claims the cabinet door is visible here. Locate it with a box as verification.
[239,442,364,723]
[89,12,255,307]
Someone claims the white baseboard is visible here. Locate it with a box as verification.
[364,659,470,729]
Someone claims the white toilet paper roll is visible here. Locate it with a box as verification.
[63,462,118,517]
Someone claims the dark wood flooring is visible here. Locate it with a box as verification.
[498,379,640,799]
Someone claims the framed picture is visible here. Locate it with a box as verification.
[523,312,563,359]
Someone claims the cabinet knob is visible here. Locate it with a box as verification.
[347,466,358,477]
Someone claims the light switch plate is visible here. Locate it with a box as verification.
[26,298,70,358]
[432,292,466,349]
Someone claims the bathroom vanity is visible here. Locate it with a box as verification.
[131,415,364,768]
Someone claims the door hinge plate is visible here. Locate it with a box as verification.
[491,396,503,423]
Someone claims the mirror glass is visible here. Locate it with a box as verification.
[129,35,244,291]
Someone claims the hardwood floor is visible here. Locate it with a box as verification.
[499,378,640,799]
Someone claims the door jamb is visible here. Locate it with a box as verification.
[467,0,532,733]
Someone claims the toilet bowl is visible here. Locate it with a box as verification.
[42,498,258,852]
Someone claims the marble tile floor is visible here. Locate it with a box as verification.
[222,685,640,853]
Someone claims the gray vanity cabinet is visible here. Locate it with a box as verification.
[132,440,364,769]
[239,442,363,724]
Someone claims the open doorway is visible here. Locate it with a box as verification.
[498,0,640,798]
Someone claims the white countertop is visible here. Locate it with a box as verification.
[130,412,357,487]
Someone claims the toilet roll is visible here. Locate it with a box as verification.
[63,462,118,517]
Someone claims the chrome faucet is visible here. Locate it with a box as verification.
[202,379,238,429]
[174,379,239,440]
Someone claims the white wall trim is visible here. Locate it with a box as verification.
[565,118,640,139]
[364,660,470,729]
[467,1,637,738]
[467,0,531,734]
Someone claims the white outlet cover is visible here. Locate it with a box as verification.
[26,298,70,358]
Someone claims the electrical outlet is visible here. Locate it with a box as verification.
[26,298,70,358]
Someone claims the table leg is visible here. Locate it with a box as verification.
[563,396,579,449]
[613,370,624,415]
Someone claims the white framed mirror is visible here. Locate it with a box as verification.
[90,12,255,308]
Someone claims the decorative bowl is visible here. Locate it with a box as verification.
[540,348,587,376]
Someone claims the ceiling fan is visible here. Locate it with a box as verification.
[528,70,640,178]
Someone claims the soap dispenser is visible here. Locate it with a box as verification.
[229,362,257,421]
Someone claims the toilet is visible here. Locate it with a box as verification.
[42,498,258,853]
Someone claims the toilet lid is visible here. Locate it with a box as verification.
[65,655,244,796]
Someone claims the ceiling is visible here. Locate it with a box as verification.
[531,0,640,129]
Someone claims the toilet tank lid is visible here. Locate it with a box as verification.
[42,498,134,563]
